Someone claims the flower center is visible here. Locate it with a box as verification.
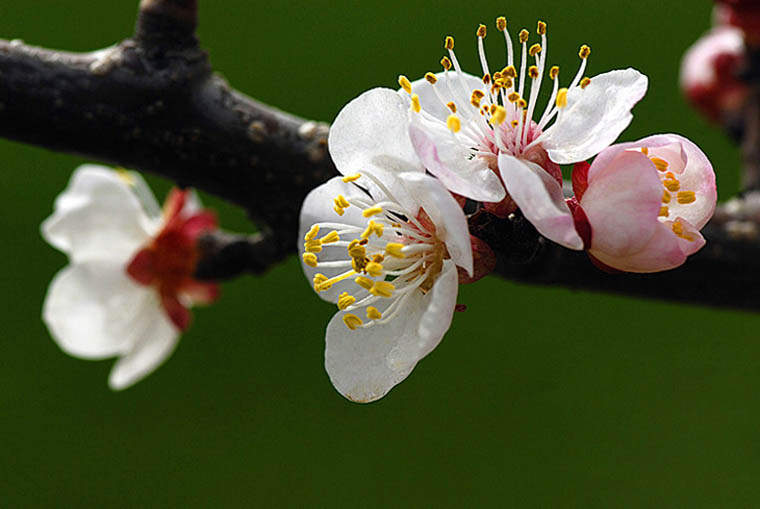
[400,17,592,158]
[302,172,449,330]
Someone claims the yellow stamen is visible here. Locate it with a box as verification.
[313,273,328,291]
[672,220,695,241]
[662,190,672,204]
[334,206,345,216]
[508,92,521,103]
[447,115,461,133]
[385,242,406,258]
[304,224,320,241]
[503,65,517,78]
[579,45,591,59]
[445,36,455,50]
[518,98,527,109]
[318,270,357,292]
[659,206,670,217]
[497,16,507,31]
[342,173,361,183]
[529,44,542,57]
[411,94,421,113]
[528,65,539,79]
[511,120,519,128]
[664,179,681,193]
[337,292,356,311]
[363,206,383,218]
[446,101,457,113]
[367,307,382,320]
[549,66,559,80]
[372,254,385,263]
[519,29,529,43]
[489,105,507,125]
[537,21,547,35]
[348,240,367,259]
[441,56,452,71]
[677,191,697,205]
[304,240,322,253]
[320,231,339,244]
[370,281,395,298]
[365,262,384,277]
[361,220,384,239]
[477,24,487,38]
[650,157,669,172]
[641,147,649,155]
[580,77,591,89]
[343,314,363,331]
[355,276,374,290]
[482,73,491,85]
[556,88,568,108]
[302,253,318,267]
[398,75,412,94]
[425,72,438,85]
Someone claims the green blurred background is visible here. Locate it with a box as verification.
[0,1,757,506]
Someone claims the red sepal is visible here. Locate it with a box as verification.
[565,197,592,250]
[180,211,218,241]
[457,235,497,284]
[571,161,590,202]
[483,195,518,218]
[587,252,623,274]
[125,248,156,286]
[161,292,192,331]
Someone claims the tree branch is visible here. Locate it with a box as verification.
[1,2,759,311]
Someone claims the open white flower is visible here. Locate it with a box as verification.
[401,18,648,249]
[41,165,218,390]
[298,170,473,403]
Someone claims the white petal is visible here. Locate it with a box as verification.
[397,172,473,275]
[498,154,583,250]
[408,115,506,202]
[541,69,648,164]
[108,307,179,390]
[328,88,423,180]
[325,260,458,403]
[42,261,163,360]
[404,71,486,122]
[41,165,154,264]
[298,177,369,304]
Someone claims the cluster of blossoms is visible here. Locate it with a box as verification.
[298,18,717,402]
[40,15,718,402]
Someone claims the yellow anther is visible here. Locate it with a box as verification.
[343,314,363,331]
[502,65,517,78]
[370,281,395,298]
[650,157,669,172]
[519,29,529,43]
[482,73,491,85]
[579,45,591,59]
[447,115,461,133]
[556,88,568,108]
[477,24,487,38]
[445,36,455,50]
[662,190,672,204]
[580,77,591,89]
[441,56,453,71]
[398,75,412,94]
[348,243,367,260]
[365,262,384,277]
[672,220,695,241]
[659,206,670,217]
[334,206,345,216]
[537,20,547,35]
[363,206,383,218]
[334,195,350,212]
[371,253,385,263]
[313,273,328,291]
[549,66,559,80]
[361,220,384,239]
[677,191,697,205]
[497,16,507,31]
[489,105,507,125]
[641,147,650,155]
[425,72,438,85]
[500,78,513,88]
[302,253,318,267]
[367,307,383,320]
[446,101,457,113]
[385,242,406,258]
[518,98,527,109]
[511,120,519,128]
[337,292,356,311]
[304,239,323,253]
[508,92,521,103]
[470,89,485,107]
[529,44,542,57]
[664,179,681,193]
[354,276,374,290]
[342,173,361,183]
[529,65,539,79]
[304,224,320,241]
[411,94,421,113]
[320,231,340,244]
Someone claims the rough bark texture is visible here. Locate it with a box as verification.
[1,0,759,311]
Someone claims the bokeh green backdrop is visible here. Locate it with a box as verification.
[0,1,757,506]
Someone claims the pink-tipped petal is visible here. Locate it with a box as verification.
[498,154,583,250]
